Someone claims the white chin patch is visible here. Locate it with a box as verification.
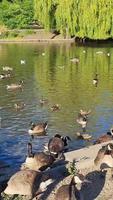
[108,145,112,151]
[74,176,82,184]
[40,179,53,191]
[28,129,33,134]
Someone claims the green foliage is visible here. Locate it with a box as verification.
[1,193,23,200]
[0,0,34,29]
[67,160,78,176]
[34,0,113,39]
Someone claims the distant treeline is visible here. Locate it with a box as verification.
[0,0,113,40]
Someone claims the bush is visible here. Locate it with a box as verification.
[0,0,34,29]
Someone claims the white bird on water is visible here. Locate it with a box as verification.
[20,60,26,64]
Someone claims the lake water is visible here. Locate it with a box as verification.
[0,42,113,172]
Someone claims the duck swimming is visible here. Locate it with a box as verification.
[94,128,113,144]
[6,81,23,90]
[76,132,92,140]
[28,121,48,137]
[70,58,79,63]
[39,98,48,106]
[51,104,60,111]
[76,114,87,131]
[79,109,91,117]
[14,103,26,110]
[3,66,13,71]
[20,60,26,64]
[93,73,98,86]
[0,73,11,80]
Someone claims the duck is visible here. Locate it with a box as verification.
[2,66,13,71]
[28,121,48,137]
[51,104,60,111]
[76,132,92,140]
[93,73,98,86]
[96,51,103,54]
[47,134,71,155]
[6,81,23,90]
[70,58,79,63]
[0,74,5,79]
[0,73,11,79]
[4,169,53,197]
[20,60,26,64]
[79,109,91,117]
[76,115,87,131]
[14,103,26,110]
[94,143,113,171]
[39,98,48,106]
[21,142,55,171]
[94,128,113,144]
[55,174,90,200]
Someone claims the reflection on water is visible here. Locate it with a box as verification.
[0,43,113,171]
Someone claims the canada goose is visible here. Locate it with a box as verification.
[76,115,87,131]
[0,73,11,79]
[55,174,90,200]
[93,74,98,86]
[14,103,26,110]
[51,104,60,111]
[94,143,113,171]
[47,134,71,155]
[6,81,23,90]
[39,98,48,106]
[20,60,26,64]
[0,74,5,79]
[2,66,13,71]
[79,109,91,117]
[94,128,113,144]
[21,143,55,171]
[76,132,92,140]
[70,58,79,63]
[28,121,48,137]
[4,169,53,197]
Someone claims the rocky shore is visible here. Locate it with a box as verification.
[1,141,113,200]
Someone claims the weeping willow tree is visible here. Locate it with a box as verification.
[34,0,57,29]
[34,0,113,40]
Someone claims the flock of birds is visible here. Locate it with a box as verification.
[1,57,113,200]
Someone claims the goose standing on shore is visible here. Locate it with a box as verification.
[47,134,71,155]
[94,128,113,144]
[55,174,90,200]
[21,142,55,171]
[94,143,113,172]
[4,169,53,197]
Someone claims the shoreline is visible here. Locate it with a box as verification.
[1,141,113,200]
[0,38,75,44]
